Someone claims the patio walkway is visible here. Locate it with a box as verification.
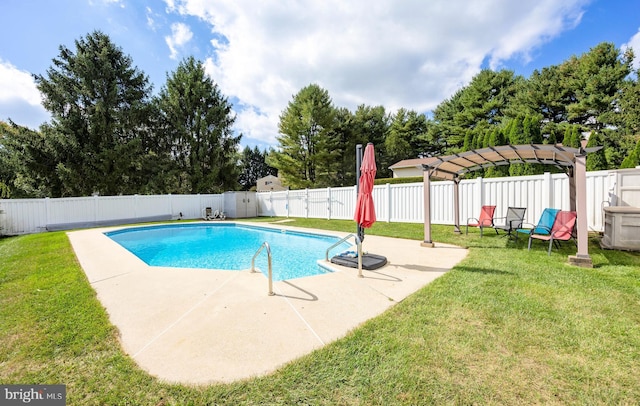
[67,222,468,384]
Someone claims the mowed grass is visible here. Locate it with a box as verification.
[1,218,640,405]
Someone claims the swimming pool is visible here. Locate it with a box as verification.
[105,223,351,281]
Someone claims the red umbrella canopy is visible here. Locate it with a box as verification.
[354,143,377,228]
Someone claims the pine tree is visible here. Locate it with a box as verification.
[585,132,607,171]
[157,56,240,193]
[34,31,159,196]
[238,146,277,190]
[620,138,640,169]
[267,84,338,189]
[463,130,473,151]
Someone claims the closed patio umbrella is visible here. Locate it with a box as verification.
[354,143,377,278]
[354,143,377,234]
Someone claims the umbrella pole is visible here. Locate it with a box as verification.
[355,144,364,277]
[356,143,363,240]
[357,237,363,277]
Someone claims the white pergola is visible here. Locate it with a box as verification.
[417,144,601,267]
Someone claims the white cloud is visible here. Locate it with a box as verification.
[146,7,157,30]
[622,28,640,70]
[166,0,590,146]
[89,0,125,7]
[0,60,50,128]
[0,60,42,106]
[165,22,193,60]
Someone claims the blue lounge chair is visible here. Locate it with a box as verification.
[515,208,560,242]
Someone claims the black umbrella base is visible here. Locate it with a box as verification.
[330,253,387,270]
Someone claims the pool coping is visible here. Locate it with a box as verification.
[67,221,469,384]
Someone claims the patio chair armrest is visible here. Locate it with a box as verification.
[533,225,553,234]
[508,219,524,228]
[515,223,536,235]
[493,216,507,226]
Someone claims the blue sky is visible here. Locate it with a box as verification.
[1,0,639,150]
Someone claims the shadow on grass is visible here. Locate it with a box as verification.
[396,265,453,274]
[454,265,515,276]
[595,240,640,266]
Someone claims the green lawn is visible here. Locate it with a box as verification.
[1,218,639,405]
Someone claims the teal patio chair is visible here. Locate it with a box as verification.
[514,208,560,242]
[528,210,577,255]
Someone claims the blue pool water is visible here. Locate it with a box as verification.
[105,223,350,281]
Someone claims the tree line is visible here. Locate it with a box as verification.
[1,32,639,198]
[270,42,640,188]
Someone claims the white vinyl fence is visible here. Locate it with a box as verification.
[0,194,224,235]
[256,170,614,233]
[0,170,614,235]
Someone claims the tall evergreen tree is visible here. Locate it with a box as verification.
[351,105,390,178]
[331,107,356,186]
[620,137,640,169]
[585,132,608,171]
[267,84,338,189]
[385,108,429,165]
[567,42,633,132]
[508,116,526,144]
[507,65,572,133]
[618,66,640,136]
[431,69,520,153]
[238,146,277,190]
[157,56,240,193]
[563,125,582,148]
[429,88,466,152]
[463,130,474,151]
[34,31,160,196]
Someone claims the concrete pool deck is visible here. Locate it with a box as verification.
[67,221,468,384]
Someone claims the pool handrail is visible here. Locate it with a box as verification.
[324,233,359,261]
[325,233,364,278]
[250,242,275,296]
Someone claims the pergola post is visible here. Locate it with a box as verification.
[421,168,435,247]
[453,179,461,233]
[569,152,593,267]
[568,166,576,212]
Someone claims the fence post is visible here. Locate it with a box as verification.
[386,183,391,222]
[543,172,553,209]
[134,194,139,220]
[286,189,290,218]
[476,176,484,207]
[327,187,331,220]
[45,197,51,226]
[93,195,99,222]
